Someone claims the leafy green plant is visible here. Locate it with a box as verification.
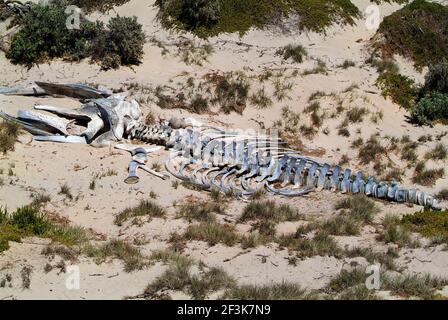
[376,72,416,110]
[156,0,361,38]
[7,5,101,67]
[401,210,448,245]
[97,16,145,70]
[7,4,145,70]
[377,0,448,70]
[411,92,448,125]
[420,60,448,97]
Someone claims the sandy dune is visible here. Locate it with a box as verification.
[0,0,447,300]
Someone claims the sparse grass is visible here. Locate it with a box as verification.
[145,111,157,125]
[339,59,356,69]
[240,200,301,223]
[304,101,320,113]
[315,214,361,236]
[179,41,214,66]
[339,154,350,166]
[346,107,367,123]
[412,161,444,186]
[335,195,379,224]
[329,266,448,300]
[299,196,379,238]
[308,91,327,102]
[177,221,240,247]
[114,200,166,226]
[357,135,387,165]
[250,88,273,109]
[85,239,147,272]
[345,247,399,271]
[338,126,350,137]
[400,141,418,166]
[437,189,448,201]
[351,137,363,148]
[149,249,194,266]
[383,273,448,300]
[369,58,399,74]
[299,124,317,139]
[0,121,22,154]
[20,266,32,289]
[30,193,51,209]
[329,268,367,293]
[336,285,379,300]
[381,167,404,182]
[89,177,96,190]
[41,244,79,262]
[240,200,301,236]
[100,168,118,178]
[143,259,235,300]
[151,162,162,172]
[59,183,73,200]
[302,59,327,75]
[240,233,267,249]
[214,75,250,114]
[343,83,359,93]
[222,282,314,300]
[190,94,209,114]
[377,215,418,248]
[249,189,267,201]
[273,79,293,101]
[177,197,226,222]
[278,44,307,63]
[311,111,324,127]
[278,231,342,259]
[424,143,447,161]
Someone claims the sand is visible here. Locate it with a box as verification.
[0,0,447,300]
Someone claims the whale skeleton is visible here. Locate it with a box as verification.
[0,82,442,210]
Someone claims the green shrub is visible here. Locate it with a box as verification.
[376,72,417,110]
[6,5,100,67]
[95,16,146,70]
[377,0,448,70]
[420,60,448,97]
[65,0,131,13]
[156,0,360,37]
[10,206,49,235]
[0,205,89,253]
[411,92,448,125]
[176,0,222,30]
[7,4,145,70]
[401,210,448,245]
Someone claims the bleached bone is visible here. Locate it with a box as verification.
[18,110,71,135]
